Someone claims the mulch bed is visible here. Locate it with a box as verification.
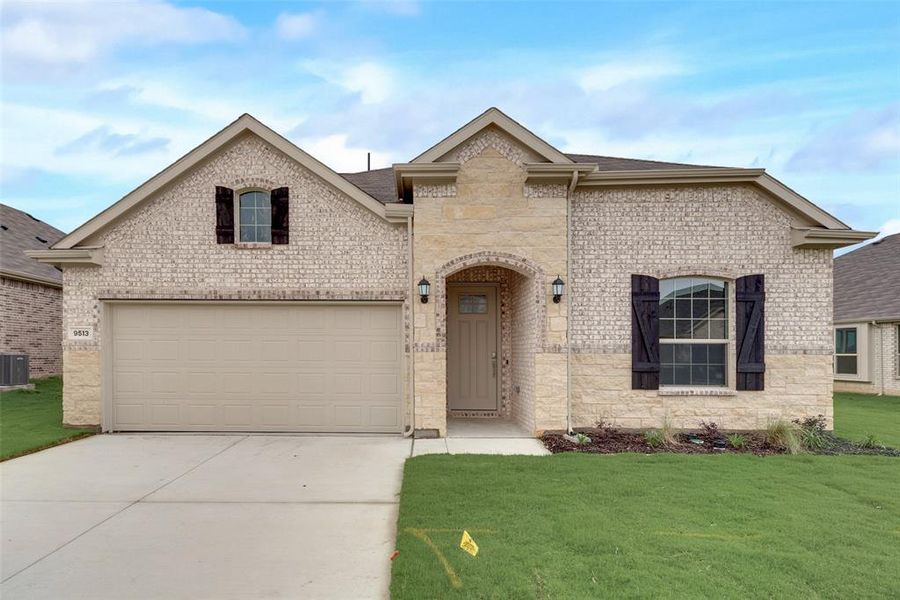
[542,427,782,456]
[541,425,900,457]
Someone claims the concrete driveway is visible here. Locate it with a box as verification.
[1,434,411,599]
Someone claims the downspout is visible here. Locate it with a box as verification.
[565,171,578,434]
[403,214,416,437]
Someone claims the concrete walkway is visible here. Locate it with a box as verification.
[412,418,551,457]
[1,434,410,600]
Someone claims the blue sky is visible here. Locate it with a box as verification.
[2,1,898,247]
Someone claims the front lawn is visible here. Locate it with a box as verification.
[391,453,899,598]
[0,377,95,461]
[834,392,900,447]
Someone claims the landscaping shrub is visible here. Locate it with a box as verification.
[794,415,827,451]
[643,430,665,448]
[727,433,746,449]
[766,420,803,454]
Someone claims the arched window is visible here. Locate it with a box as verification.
[659,277,728,386]
[238,190,271,243]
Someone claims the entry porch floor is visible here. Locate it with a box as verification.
[411,418,549,456]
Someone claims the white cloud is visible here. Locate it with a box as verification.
[578,57,686,92]
[877,218,900,238]
[275,12,318,40]
[787,104,900,172]
[293,134,393,172]
[1,0,244,67]
[303,60,395,104]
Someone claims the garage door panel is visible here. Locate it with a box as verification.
[111,303,402,432]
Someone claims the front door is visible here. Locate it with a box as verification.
[447,285,498,410]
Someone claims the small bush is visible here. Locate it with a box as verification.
[726,433,746,449]
[574,433,591,446]
[643,430,665,448]
[660,417,677,446]
[767,420,803,454]
[858,433,884,449]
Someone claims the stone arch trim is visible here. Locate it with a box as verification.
[433,251,546,351]
[652,266,741,281]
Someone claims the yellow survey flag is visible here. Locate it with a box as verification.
[459,530,479,557]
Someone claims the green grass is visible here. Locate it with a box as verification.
[0,377,95,461]
[391,454,900,598]
[834,393,900,447]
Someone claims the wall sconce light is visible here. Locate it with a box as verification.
[418,277,431,303]
[552,275,564,303]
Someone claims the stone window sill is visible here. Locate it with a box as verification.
[234,242,272,249]
[658,387,736,397]
[833,376,869,383]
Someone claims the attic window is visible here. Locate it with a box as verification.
[237,191,271,243]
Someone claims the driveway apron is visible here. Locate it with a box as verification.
[0,434,411,599]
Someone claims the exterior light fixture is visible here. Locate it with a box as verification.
[552,275,564,303]
[418,277,431,303]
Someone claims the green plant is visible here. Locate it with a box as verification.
[574,433,591,446]
[726,433,746,449]
[660,417,677,445]
[766,420,803,454]
[643,430,664,448]
[858,433,884,449]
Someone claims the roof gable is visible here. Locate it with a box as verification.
[411,107,573,165]
[54,114,403,249]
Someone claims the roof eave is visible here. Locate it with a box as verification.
[24,247,104,267]
[791,228,878,249]
[0,268,62,288]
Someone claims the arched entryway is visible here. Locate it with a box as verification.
[435,252,545,434]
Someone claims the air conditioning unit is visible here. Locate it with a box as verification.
[0,354,29,386]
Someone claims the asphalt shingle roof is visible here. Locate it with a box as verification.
[0,204,65,285]
[340,153,724,204]
[834,233,900,322]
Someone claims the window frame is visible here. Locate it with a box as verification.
[833,324,869,382]
[658,276,732,389]
[235,188,272,245]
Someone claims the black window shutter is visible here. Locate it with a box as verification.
[215,186,234,244]
[632,274,660,390]
[271,187,289,245]
[736,274,765,391]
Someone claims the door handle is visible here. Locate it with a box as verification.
[491,352,497,378]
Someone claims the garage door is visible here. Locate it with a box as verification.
[109,303,403,432]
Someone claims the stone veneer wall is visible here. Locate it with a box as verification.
[509,270,538,432]
[412,126,568,436]
[570,184,835,429]
[61,133,408,426]
[1,276,62,377]
[834,322,900,396]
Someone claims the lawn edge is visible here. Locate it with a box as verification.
[1,431,96,462]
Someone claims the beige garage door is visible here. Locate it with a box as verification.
[109,303,403,432]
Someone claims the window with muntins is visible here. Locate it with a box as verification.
[659,277,728,386]
[238,191,271,243]
[834,327,858,375]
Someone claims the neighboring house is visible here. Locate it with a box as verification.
[29,108,875,435]
[1,203,65,377]
[833,233,900,396]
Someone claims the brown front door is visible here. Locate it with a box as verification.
[447,285,498,410]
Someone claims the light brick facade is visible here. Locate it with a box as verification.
[569,184,835,429]
[0,276,62,377]
[60,135,408,426]
[53,115,847,434]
